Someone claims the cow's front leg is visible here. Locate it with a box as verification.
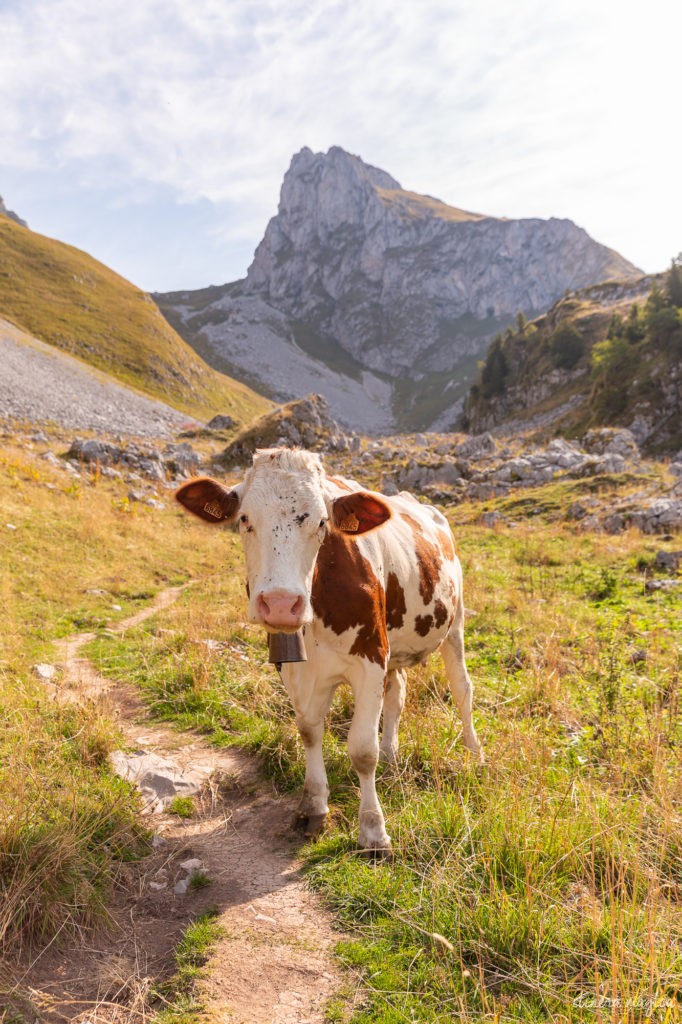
[281,663,336,833]
[348,666,391,853]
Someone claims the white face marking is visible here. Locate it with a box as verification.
[237,451,330,625]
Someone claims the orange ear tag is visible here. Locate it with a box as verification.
[203,500,224,519]
[339,514,359,532]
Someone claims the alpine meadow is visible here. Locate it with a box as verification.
[1,136,681,1024]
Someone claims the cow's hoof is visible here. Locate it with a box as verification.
[294,812,327,837]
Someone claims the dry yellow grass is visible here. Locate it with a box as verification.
[375,187,487,223]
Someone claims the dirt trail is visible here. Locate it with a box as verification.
[21,588,351,1024]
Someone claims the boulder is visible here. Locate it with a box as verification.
[110,749,212,814]
[66,437,199,481]
[206,414,237,430]
[655,550,682,571]
[219,394,341,468]
[454,432,498,460]
[582,427,640,462]
[67,438,122,465]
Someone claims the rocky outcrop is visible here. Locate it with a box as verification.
[156,146,641,434]
[218,393,357,469]
[0,195,27,227]
[66,437,200,480]
[372,427,682,533]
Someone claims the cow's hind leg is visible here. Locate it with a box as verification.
[348,667,392,853]
[380,668,406,763]
[282,665,336,833]
[440,608,484,761]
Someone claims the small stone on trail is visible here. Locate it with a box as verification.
[149,881,167,891]
[33,663,57,680]
[173,878,190,895]
[180,858,204,873]
[110,749,211,812]
[247,904,277,924]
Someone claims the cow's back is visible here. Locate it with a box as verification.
[312,479,461,670]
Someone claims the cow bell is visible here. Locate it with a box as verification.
[268,630,307,667]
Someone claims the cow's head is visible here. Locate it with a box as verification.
[175,448,391,633]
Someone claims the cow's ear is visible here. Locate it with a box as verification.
[331,492,392,534]
[175,477,241,524]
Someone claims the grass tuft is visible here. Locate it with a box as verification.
[153,910,224,1023]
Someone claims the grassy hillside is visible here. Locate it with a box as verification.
[465,268,682,453]
[0,214,270,425]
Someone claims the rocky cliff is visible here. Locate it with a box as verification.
[156,146,642,433]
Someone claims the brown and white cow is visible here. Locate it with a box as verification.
[176,448,482,853]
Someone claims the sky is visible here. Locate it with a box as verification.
[0,0,680,293]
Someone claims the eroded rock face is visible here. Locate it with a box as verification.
[244,147,639,377]
[156,146,641,433]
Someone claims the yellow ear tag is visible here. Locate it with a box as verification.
[203,500,224,519]
[339,513,359,532]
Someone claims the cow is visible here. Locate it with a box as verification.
[175,447,482,853]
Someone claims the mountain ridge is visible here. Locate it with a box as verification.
[156,145,642,433]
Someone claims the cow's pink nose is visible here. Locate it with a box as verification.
[257,590,305,628]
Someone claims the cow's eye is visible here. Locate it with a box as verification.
[319,518,328,529]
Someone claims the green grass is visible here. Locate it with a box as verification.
[0,435,239,962]
[85,513,682,1023]
[3,433,680,1020]
[0,215,269,424]
[167,796,197,819]
[0,678,149,957]
[153,910,224,1023]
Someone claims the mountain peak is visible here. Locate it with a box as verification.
[287,146,402,193]
[158,146,643,434]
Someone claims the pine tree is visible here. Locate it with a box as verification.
[666,255,682,307]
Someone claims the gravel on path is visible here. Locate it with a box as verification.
[0,319,200,437]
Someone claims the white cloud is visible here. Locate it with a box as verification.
[0,0,680,286]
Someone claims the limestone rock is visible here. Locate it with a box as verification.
[582,428,641,461]
[110,750,210,813]
[66,437,199,480]
[156,146,640,433]
[33,663,57,681]
[219,394,344,468]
